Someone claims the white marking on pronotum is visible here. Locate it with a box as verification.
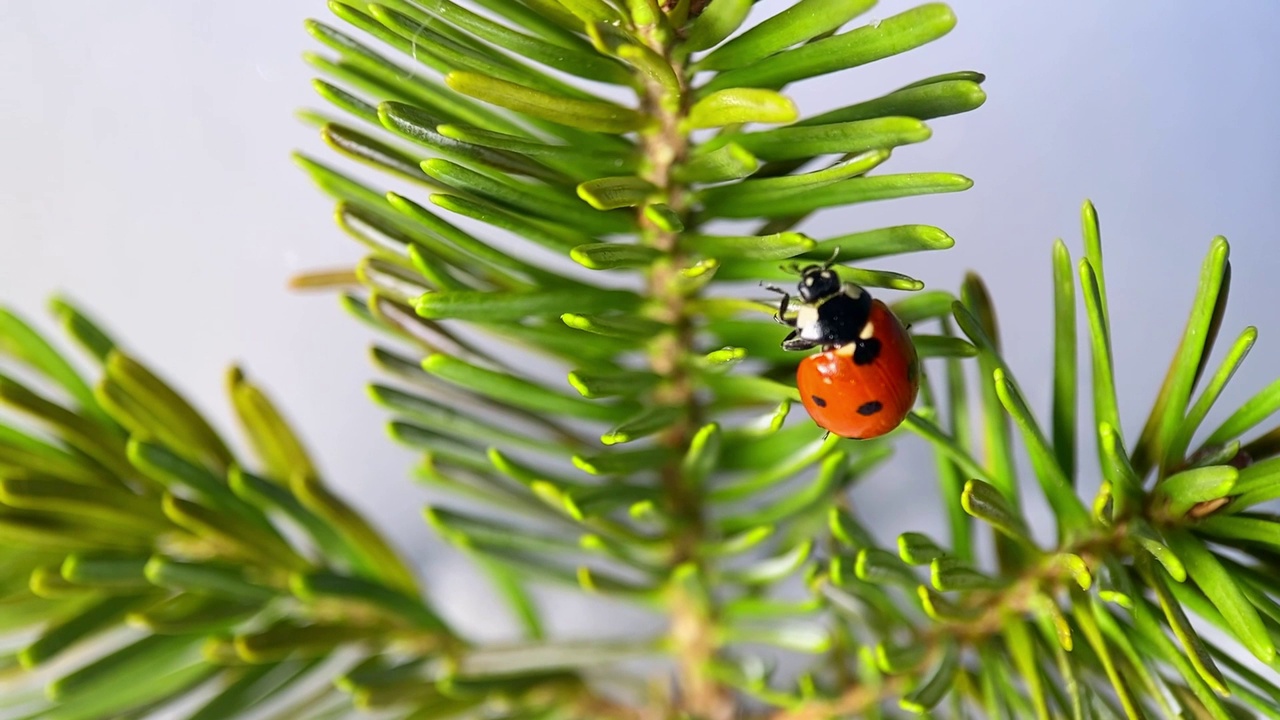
[796,306,821,339]
[860,322,875,340]
[843,283,863,298]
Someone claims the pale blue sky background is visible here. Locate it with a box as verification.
[2,1,1280,638]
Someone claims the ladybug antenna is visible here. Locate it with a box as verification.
[822,247,841,270]
[780,248,841,277]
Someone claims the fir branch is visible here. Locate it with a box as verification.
[9,1,1280,719]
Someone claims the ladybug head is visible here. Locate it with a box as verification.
[797,265,842,303]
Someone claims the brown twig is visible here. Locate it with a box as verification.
[772,523,1135,719]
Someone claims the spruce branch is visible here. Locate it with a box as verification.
[8,1,1280,719]
[763,209,1280,719]
[291,1,979,717]
[293,0,977,712]
[0,300,461,717]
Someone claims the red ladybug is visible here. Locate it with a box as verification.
[767,262,919,439]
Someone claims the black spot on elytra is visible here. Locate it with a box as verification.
[857,400,883,416]
[811,395,828,408]
[853,337,881,366]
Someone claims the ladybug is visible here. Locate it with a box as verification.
[766,261,919,439]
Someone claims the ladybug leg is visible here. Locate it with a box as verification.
[775,294,795,327]
[761,284,795,327]
[781,331,819,351]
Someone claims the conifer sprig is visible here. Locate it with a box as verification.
[4,1,1280,718]
[0,300,457,718]
[295,1,979,716]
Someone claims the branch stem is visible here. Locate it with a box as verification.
[771,523,1134,719]
[633,14,734,720]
